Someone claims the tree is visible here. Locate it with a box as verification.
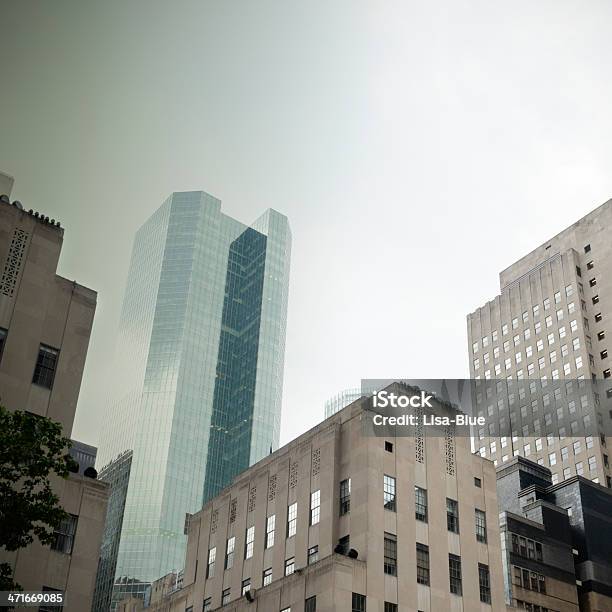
[0,406,77,591]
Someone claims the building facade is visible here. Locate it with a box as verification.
[118,385,506,612]
[0,175,108,612]
[467,199,612,488]
[97,191,291,607]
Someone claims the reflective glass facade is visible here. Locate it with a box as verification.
[97,192,291,607]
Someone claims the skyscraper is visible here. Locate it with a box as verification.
[467,199,612,489]
[97,191,291,607]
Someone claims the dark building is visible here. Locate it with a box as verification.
[497,456,612,611]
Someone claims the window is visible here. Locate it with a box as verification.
[479,564,491,604]
[475,509,487,543]
[446,498,459,533]
[245,525,255,559]
[310,490,320,525]
[384,604,397,612]
[287,502,297,537]
[385,440,393,452]
[593,294,600,305]
[51,514,77,554]
[285,556,295,576]
[263,567,272,586]
[383,475,396,511]
[305,596,317,612]
[281,608,291,612]
[589,278,597,287]
[512,566,546,593]
[584,243,591,253]
[549,452,557,467]
[221,588,230,605]
[203,598,212,612]
[206,547,216,578]
[340,478,351,515]
[266,514,275,548]
[415,486,427,522]
[383,532,397,576]
[416,543,430,585]
[598,330,606,341]
[474,477,482,488]
[39,587,62,612]
[0,328,7,362]
[225,536,235,569]
[242,578,251,595]
[449,554,462,595]
[32,344,59,389]
[352,593,366,612]
[595,312,602,322]
[308,545,319,565]
[510,533,543,561]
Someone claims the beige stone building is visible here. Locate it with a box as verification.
[467,199,612,489]
[0,174,108,612]
[119,385,506,612]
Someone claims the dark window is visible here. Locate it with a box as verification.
[595,312,603,322]
[206,547,216,578]
[576,266,582,277]
[337,534,350,554]
[384,603,397,612]
[203,598,212,612]
[383,532,397,576]
[479,563,491,603]
[32,344,59,389]
[605,369,611,379]
[584,244,591,253]
[383,475,396,511]
[474,477,482,488]
[415,486,427,522]
[587,260,594,270]
[39,587,62,612]
[305,596,317,612]
[308,545,319,565]
[449,554,462,595]
[590,278,597,287]
[475,509,487,543]
[241,579,251,595]
[447,498,459,533]
[598,331,606,341]
[385,440,393,452]
[593,294,600,305]
[416,543,430,585]
[352,592,366,612]
[51,514,77,554]
[0,327,7,362]
[339,478,351,515]
[224,536,235,569]
[602,349,609,360]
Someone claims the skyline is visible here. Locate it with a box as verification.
[3,1,612,450]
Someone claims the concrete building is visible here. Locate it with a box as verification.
[496,455,612,612]
[96,191,291,607]
[117,384,506,612]
[467,199,612,488]
[0,175,108,612]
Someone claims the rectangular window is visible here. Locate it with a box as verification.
[384,604,397,612]
[383,532,397,576]
[475,509,487,543]
[0,327,7,362]
[206,547,216,578]
[416,543,430,585]
[310,490,321,525]
[305,596,317,612]
[479,564,491,604]
[339,478,351,515]
[242,578,251,595]
[308,545,319,565]
[39,587,62,612]
[203,598,212,612]
[51,514,77,554]
[446,498,459,533]
[263,567,272,586]
[449,554,462,595]
[32,344,59,389]
[415,486,427,522]
[287,502,297,538]
[352,593,366,612]
[225,536,235,569]
[245,525,255,559]
[383,475,396,511]
[266,514,275,548]
[221,588,230,605]
[285,556,295,576]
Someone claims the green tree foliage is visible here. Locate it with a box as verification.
[0,407,77,591]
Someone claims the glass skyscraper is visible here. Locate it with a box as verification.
[96,191,291,608]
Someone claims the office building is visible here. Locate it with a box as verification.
[97,191,291,607]
[0,175,108,612]
[497,455,612,611]
[117,383,506,612]
[467,199,612,488]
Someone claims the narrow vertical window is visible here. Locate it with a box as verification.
[416,543,430,585]
[310,490,320,525]
[475,509,487,543]
[383,475,396,511]
[224,536,235,569]
[265,514,275,548]
[339,478,351,515]
[206,547,216,578]
[449,554,462,595]
[479,564,491,603]
[32,344,59,389]
[287,502,297,537]
[414,486,427,522]
[446,498,459,533]
[245,525,255,559]
[383,532,397,576]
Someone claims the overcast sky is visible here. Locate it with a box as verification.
[2,1,612,448]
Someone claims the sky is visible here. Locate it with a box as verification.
[2,0,612,448]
